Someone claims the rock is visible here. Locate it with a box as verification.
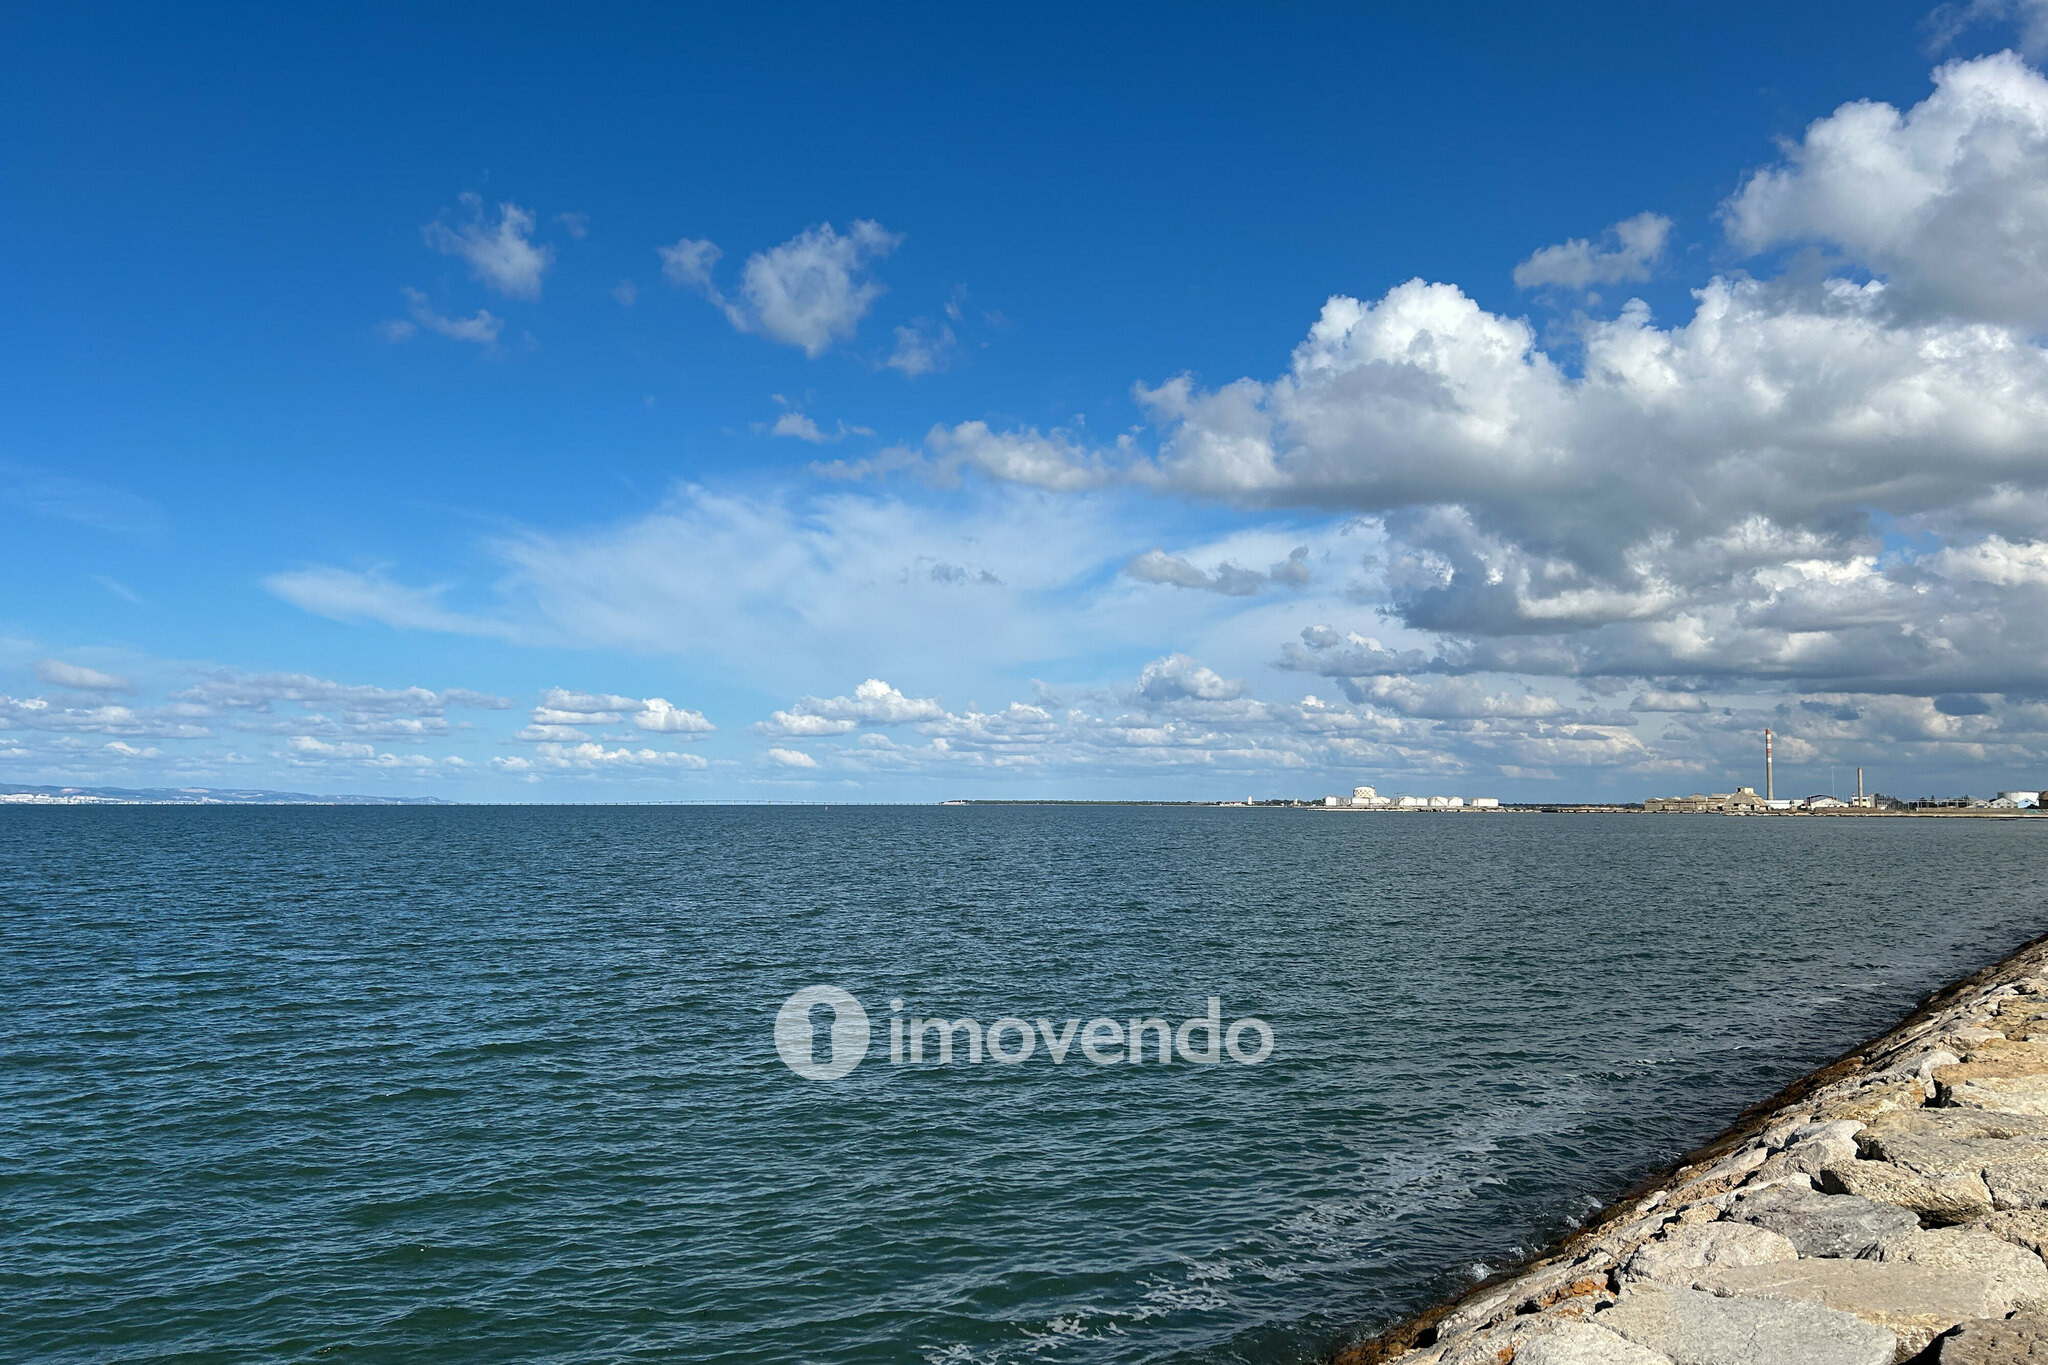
[1935,1310,2048,1361]
[1515,1322,1673,1365]
[1832,1108,2048,1218]
[1596,1282,1895,1365]
[1688,1255,2031,1355]
[1727,1182,1920,1258]
[1820,1160,1994,1222]
[1859,1108,2048,1166]
[1585,1209,1681,1265]
[1969,1207,2048,1258]
[1432,1252,1615,1337]
[1667,1147,1768,1203]
[1875,1225,2048,1306]
[1986,1157,2048,1210]
[1808,1076,1929,1124]
[1934,1040,2048,1113]
[1436,1295,1623,1365]
[1623,1222,1798,1281]
[1941,1070,2048,1115]
[1755,1120,1864,1182]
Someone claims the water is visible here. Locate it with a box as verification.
[5,806,2046,1364]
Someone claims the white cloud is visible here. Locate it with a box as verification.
[633,697,715,733]
[423,194,554,299]
[764,747,820,768]
[35,660,132,692]
[524,741,708,770]
[1130,654,1247,705]
[656,237,721,291]
[769,410,873,444]
[1513,212,1673,291]
[0,693,210,740]
[756,679,944,737]
[1726,53,2048,327]
[661,221,901,356]
[517,687,713,739]
[886,319,958,377]
[389,288,504,346]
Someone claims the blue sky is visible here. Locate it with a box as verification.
[7,1,2048,801]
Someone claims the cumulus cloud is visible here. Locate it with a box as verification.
[660,220,900,356]
[1512,211,1673,291]
[1130,654,1247,705]
[1726,53,2048,327]
[516,687,713,740]
[764,747,820,768]
[755,679,944,737]
[518,741,708,770]
[0,692,206,740]
[35,660,132,692]
[168,670,511,743]
[423,194,554,299]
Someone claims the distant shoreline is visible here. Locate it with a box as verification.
[6,785,2045,815]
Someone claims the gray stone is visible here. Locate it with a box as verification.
[1820,1159,1994,1221]
[1935,1310,2048,1362]
[1436,1300,1622,1365]
[1689,1255,2030,1355]
[1875,1225,2048,1306]
[1431,1252,1615,1337]
[1857,1107,2048,1170]
[1969,1206,2048,1258]
[1622,1222,1798,1281]
[1728,1182,1920,1258]
[1515,1322,1673,1365]
[1596,1283,1894,1365]
[1987,1159,2048,1209]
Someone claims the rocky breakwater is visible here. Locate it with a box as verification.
[1338,934,2048,1365]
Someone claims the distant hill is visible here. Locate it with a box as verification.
[0,784,453,806]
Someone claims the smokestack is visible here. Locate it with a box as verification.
[1765,728,1774,802]
[1857,766,1864,804]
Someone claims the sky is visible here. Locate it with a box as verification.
[6,0,2048,802]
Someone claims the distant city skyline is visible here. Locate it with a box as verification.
[6,2,2048,801]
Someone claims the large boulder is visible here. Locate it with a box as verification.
[1934,1310,2048,1362]
[1622,1221,1798,1281]
[1595,1283,1894,1365]
[1687,1254,2037,1355]
[1515,1322,1673,1365]
[1727,1182,1919,1258]
[1877,1224,2048,1306]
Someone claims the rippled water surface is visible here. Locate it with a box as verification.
[7,806,2048,1363]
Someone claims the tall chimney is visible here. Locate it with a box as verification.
[1765,728,1774,802]
[1857,766,1864,804]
